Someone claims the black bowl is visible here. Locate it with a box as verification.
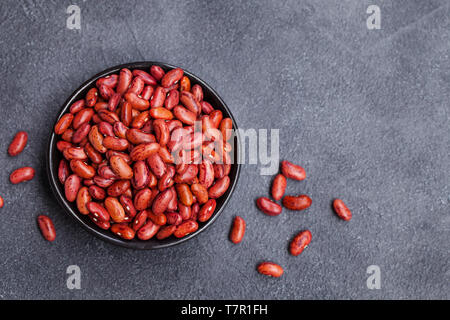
[47,61,241,249]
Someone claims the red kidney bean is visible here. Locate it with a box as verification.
[198,199,216,222]
[132,69,157,86]
[77,187,91,215]
[153,119,170,147]
[229,216,246,244]
[179,76,191,92]
[180,91,200,115]
[54,113,74,135]
[63,147,88,160]
[10,167,35,184]
[132,160,150,190]
[150,65,165,81]
[98,109,120,124]
[147,153,166,178]
[109,155,133,179]
[87,202,110,221]
[0,196,3,208]
[70,99,85,114]
[8,131,28,156]
[257,262,284,278]
[98,84,114,100]
[191,84,203,102]
[141,85,154,100]
[65,174,81,202]
[174,164,198,184]
[57,140,73,152]
[176,183,194,206]
[89,215,111,230]
[158,166,175,191]
[58,159,70,184]
[164,89,179,110]
[137,220,160,240]
[199,160,214,188]
[208,176,230,199]
[156,225,176,240]
[70,159,95,179]
[107,179,131,197]
[281,160,306,181]
[125,92,150,111]
[152,188,173,215]
[173,106,196,125]
[161,68,183,88]
[134,188,152,211]
[150,86,166,108]
[116,68,132,95]
[190,183,208,204]
[37,215,56,242]
[333,199,352,221]
[290,230,312,256]
[126,129,155,145]
[174,220,198,238]
[166,212,182,225]
[111,224,135,240]
[73,108,94,129]
[72,123,91,144]
[96,74,118,88]
[201,101,214,114]
[88,185,106,200]
[120,195,137,218]
[256,197,282,216]
[102,136,129,151]
[132,210,148,231]
[130,142,160,161]
[178,202,191,220]
[104,197,126,223]
[85,88,98,107]
[127,76,145,95]
[271,174,287,201]
[282,195,312,211]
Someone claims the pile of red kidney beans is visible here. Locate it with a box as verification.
[3,65,352,279]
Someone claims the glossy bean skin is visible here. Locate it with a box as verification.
[109,155,133,179]
[0,195,4,208]
[198,199,216,222]
[208,176,230,199]
[8,131,28,156]
[333,199,352,221]
[104,197,126,223]
[152,189,172,214]
[271,174,287,201]
[85,88,98,107]
[87,202,110,221]
[65,174,82,202]
[190,183,208,204]
[256,197,282,216]
[137,221,160,240]
[150,65,165,81]
[130,143,160,161]
[116,68,132,95]
[229,216,246,244]
[257,262,284,278]
[156,225,176,240]
[54,114,74,135]
[132,210,148,231]
[282,195,312,211]
[70,159,95,179]
[290,230,312,256]
[281,160,306,181]
[10,167,35,184]
[134,188,153,211]
[174,220,198,238]
[161,68,183,88]
[111,224,135,240]
[176,183,194,206]
[76,186,91,215]
[37,215,56,242]
[58,159,70,184]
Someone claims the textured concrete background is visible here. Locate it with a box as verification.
[0,0,448,299]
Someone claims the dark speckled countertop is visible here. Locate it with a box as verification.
[0,0,448,299]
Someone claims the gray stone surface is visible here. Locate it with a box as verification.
[0,0,448,299]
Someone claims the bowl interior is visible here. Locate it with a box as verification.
[47,61,240,249]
